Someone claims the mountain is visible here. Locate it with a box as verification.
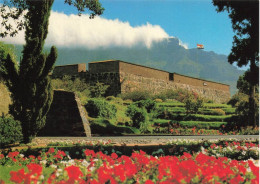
[13,38,244,95]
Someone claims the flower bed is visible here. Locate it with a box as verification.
[0,145,259,184]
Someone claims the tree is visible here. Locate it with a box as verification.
[213,0,259,127]
[0,0,104,143]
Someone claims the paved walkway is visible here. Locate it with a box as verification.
[34,135,259,146]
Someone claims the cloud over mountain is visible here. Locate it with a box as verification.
[1,11,189,49]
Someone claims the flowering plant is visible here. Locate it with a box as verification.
[2,149,258,184]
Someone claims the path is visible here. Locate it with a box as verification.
[34,135,259,146]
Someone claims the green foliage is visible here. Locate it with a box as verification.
[0,82,11,116]
[211,109,226,116]
[52,76,90,103]
[221,108,236,115]
[235,94,259,126]
[0,2,58,143]
[120,90,151,102]
[184,94,203,114]
[89,82,109,98]
[0,0,104,143]
[105,96,116,101]
[52,76,89,93]
[133,99,157,113]
[0,116,23,147]
[85,98,117,119]
[213,1,259,127]
[90,118,140,135]
[175,121,227,129]
[125,104,149,129]
[154,98,163,103]
[154,119,227,129]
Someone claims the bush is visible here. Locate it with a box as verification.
[90,119,140,135]
[89,82,109,98]
[211,109,226,115]
[125,104,149,128]
[154,99,163,103]
[228,92,247,107]
[106,96,116,101]
[52,76,89,93]
[133,99,157,113]
[0,116,23,147]
[85,99,117,119]
[121,90,151,102]
[184,94,203,114]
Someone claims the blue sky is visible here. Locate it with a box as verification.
[52,0,234,56]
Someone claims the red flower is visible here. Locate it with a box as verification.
[0,154,4,159]
[27,163,42,175]
[111,153,118,159]
[145,180,154,184]
[65,165,83,180]
[229,175,244,184]
[84,149,96,157]
[7,151,19,158]
[29,155,35,159]
[10,168,26,183]
[48,147,55,153]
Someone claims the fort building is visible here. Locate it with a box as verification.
[52,60,230,103]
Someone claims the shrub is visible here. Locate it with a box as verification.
[211,109,226,115]
[125,104,149,128]
[90,119,140,135]
[52,76,89,93]
[106,96,116,101]
[133,99,157,113]
[153,106,169,119]
[89,82,109,98]
[0,116,23,147]
[228,92,247,107]
[154,98,163,103]
[120,90,151,102]
[85,99,117,119]
[184,94,203,114]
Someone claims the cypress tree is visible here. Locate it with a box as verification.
[0,0,104,143]
[1,0,57,143]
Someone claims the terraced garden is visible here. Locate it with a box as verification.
[86,98,256,136]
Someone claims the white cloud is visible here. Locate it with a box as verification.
[179,39,189,49]
[1,11,188,49]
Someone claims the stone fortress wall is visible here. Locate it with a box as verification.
[52,60,230,103]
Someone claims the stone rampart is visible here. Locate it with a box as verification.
[85,72,121,96]
[173,73,230,92]
[120,72,230,103]
[52,60,230,102]
[52,63,86,78]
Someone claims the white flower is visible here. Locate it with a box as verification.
[20,154,24,158]
[40,160,47,165]
[50,164,57,169]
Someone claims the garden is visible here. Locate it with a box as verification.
[0,74,259,184]
[0,138,259,183]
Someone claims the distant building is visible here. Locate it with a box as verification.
[52,60,230,103]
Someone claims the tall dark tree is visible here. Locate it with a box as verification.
[0,0,104,143]
[213,0,259,127]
